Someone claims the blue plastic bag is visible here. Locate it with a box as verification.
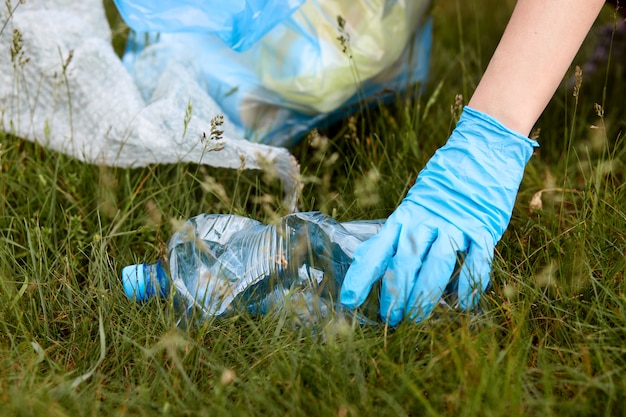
[112,0,306,52]
[114,0,433,147]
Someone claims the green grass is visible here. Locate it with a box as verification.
[1,1,626,416]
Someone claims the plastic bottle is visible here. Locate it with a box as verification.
[122,212,384,326]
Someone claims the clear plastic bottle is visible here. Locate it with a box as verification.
[122,212,384,326]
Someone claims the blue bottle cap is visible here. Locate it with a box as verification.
[122,263,148,301]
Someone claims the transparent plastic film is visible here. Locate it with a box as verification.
[0,0,301,210]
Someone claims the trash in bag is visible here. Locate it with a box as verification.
[116,0,433,146]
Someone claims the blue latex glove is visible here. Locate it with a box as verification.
[340,106,538,325]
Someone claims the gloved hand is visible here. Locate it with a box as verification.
[340,106,538,325]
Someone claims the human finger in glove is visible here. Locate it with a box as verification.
[340,107,537,325]
[340,0,605,325]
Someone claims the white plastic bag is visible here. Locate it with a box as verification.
[0,0,301,208]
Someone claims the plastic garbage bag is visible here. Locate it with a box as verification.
[0,0,301,208]
[0,0,431,209]
[113,0,307,52]
[116,0,433,146]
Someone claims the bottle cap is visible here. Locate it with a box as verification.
[122,263,148,300]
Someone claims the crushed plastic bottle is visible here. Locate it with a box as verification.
[122,212,385,326]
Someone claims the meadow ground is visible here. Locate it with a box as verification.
[1,1,625,416]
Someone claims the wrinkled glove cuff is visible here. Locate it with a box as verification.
[460,106,539,158]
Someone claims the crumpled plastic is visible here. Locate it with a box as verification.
[0,0,432,210]
[117,0,433,146]
[0,0,301,208]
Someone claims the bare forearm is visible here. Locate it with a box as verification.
[468,0,605,136]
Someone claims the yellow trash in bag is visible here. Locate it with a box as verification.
[116,0,433,146]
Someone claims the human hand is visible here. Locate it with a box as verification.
[340,106,538,325]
